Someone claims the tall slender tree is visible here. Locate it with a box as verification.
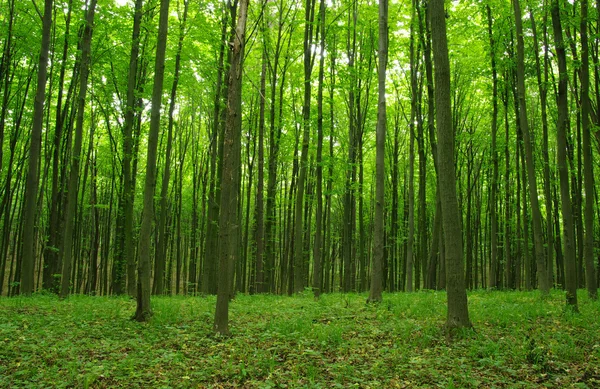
[580,0,598,300]
[368,0,387,303]
[134,0,171,321]
[430,0,471,331]
[20,0,54,296]
[512,0,549,294]
[59,0,98,298]
[312,0,326,299]
[550,0,578,310]
[214,0,250,335]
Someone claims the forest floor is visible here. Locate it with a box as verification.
[1,290,599,388]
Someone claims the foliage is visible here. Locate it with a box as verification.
[1,290,599,388]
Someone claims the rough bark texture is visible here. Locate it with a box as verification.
[214,0,249,335]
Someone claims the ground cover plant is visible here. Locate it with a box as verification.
[1,290,599,388]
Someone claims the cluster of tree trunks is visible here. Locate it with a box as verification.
[1,0,599,334]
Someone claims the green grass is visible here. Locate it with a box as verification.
[1,290,599,388]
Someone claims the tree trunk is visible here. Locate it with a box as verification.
[529,5,554,289]
[153,0,188,295]
[368,0,387,303]
[294,0,316,293]
[214,0,249,335]
[512,0,549,294]
[486,5,500,290]
[254,47,267,294]
[20,0,54,296]
[312,0,326,299]
[430,0,471,331]
[135,0,171,321]
[580,0,598,300]
[550,0,578,310]
[58,0,97,298]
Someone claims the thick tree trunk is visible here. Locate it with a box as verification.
[214,0,249,335]
[550,0,578,310]
[430,0,471,331]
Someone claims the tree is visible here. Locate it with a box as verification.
[20,0,53,296]
[312,0,326,299]
[135,0,171,321]
[293,0,317,293]
[214,0,250,335]
[367,0,387,303]
[153,0,190,296]
[512,0,549,295]
[113,0,144,297]
[59,0,98,298]
[550,0,578,310]
[580,0,598,300]
[430,0,471,331]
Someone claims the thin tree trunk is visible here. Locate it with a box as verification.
[20,0,54,296]
[135,0,171,321]
[153,0,189,295]
[294,0,316,293]
[486,5,500,290]
[59,0,97,298]
[581,0,598,300]
[529,5,554,289]
[512,0,549,295]
[312,0,326,298]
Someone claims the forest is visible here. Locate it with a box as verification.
[1,0,600,386]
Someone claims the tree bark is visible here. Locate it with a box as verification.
[20,0,54,296]
[580,0,598,300]
[135,0,171,321]
[430,0,471,331]
[550,0,578,310]
[214,0,249,335]
[512,0,549,295]
[59,0,97,299]
[153,0,189,295]
[368,0,387,303]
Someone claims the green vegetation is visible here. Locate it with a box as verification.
[1,291,599,388]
